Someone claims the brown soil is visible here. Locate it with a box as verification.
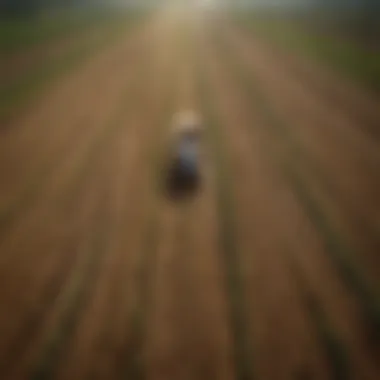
[202,29,330,379]
[225,25,380,286]
[0,6,379,380]
[0,24,109,90]
[213,17,380,379]
[234,19,380,140]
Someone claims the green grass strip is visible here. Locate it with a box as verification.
[231,16,380,142]
[285,250,350,380]
[285,164,380,341]
[197,45,254,380]
[217,22,380,275]
[0,33,148,246]
[233,13,380,93]
[0,14,144,118]
[212,27,380,342]
[0,10,143,54]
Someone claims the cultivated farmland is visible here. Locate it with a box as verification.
[0,5,379,380]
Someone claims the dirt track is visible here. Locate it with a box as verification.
[0,7,379,380]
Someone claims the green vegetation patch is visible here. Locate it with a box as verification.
[0,9,141,54]
[213,25,380,343]
[285,250,350,380]
[234,13,380,92]
[0,12,144,118]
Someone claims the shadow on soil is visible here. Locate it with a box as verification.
[163,159,201,202]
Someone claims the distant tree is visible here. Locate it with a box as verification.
[0,0,47,16]
[0,0,101,16]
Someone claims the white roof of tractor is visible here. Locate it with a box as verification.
[172,110,202,137]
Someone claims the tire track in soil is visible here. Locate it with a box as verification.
[0,19,150,198]
[144,16,235,380]
[52,125,143,380]
[211,21,380,379]
[0,186,93,378]
[0,8,166,380]
[24,20,173,378]
[142,14,196,380]
[0,78,144,378]
[0,18,157,379]
[0,16,138,93]
[223,26,380,284]
[182,139,235,380]
[52,13,180,379]
[220,23,380,336]
[99,10,188,380]
[5,155,110,380]
[0,18,147,147]
[227,27,380,186]
[0,16,150,125]
[13,72,150,379]
[202,27,330,380]
[0,79,137,363]
[233,20,380,142]
[0,56,149,357]
[200,29,257,380]
[226,24,380,187]
[179,29,236,378]
[0,21,153,233]
[0,141,108,378]
[27,175,113,380]
[0,23,153,280]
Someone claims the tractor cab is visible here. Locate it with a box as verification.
[166,110,203,199]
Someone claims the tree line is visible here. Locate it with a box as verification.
[0,0,120,16]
